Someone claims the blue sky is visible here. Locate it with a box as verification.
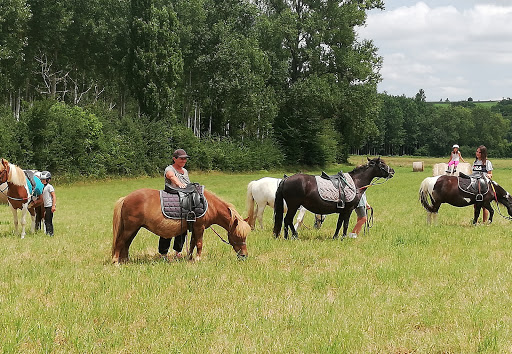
[357,1,512,101]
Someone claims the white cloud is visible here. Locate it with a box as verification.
[358,2,512,101]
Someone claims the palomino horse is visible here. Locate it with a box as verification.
[273,157,394,239]
[0,159,43,238]
[112,188,250,263]
[419,175,512,224]
[245,177,324,230]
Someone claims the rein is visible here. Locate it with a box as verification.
[363,206,374,235]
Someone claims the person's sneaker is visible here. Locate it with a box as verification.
[446,170,451,173]
[348,233,358,238]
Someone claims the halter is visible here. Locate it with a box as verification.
[358,163,394,190]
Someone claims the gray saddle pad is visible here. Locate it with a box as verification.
[458,176,489,196]
[315,173,356,203]
[160,185,208,219]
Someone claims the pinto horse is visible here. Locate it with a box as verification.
[112,188,251,263]
[419,175,512,224]
[0,159,43,238]
[273,157,394,239]
[245,177,324,230]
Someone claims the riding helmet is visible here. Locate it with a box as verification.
[41,171,51,180]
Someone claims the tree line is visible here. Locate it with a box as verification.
[1,0,511,176]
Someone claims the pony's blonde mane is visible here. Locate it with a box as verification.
[7,163,26,186]
[228,206,251,238]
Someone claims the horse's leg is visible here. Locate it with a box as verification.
[473,204,482,224]
[10,206,20,236]
[294,206,306,230]
[485,202,494,223]
[333,214,344,240]
[19,205,30,238]
[256,204,265,229]
[190,227,205,261]
[284,206,299,239]
[28,209,36,233]
[341,211,351,238]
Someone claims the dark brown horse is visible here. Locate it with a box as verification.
[0,158,44,238]
[419,175,512,224]
[273,157,394,239]
[112,188,250,263]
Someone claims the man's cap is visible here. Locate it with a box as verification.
[173,149,190,158]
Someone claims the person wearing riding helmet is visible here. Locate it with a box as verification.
[158,149,190,260]
[446,144,465,174]
[40,171,56,236]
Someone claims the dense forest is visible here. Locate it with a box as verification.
[1,0,511,175]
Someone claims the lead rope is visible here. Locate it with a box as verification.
[363,207,374,235]
[490,183,512,221]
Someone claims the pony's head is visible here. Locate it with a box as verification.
[367,157,395,179]
[0,159,9,184]
[492,181,512,217]
[227,207,250,259]
[0,158,25,186]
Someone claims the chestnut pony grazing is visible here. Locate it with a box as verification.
[112,188,250,263]
[0,158,43,238]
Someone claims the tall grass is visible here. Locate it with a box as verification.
[1,157,512,352]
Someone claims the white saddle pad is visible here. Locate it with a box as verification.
[315,173,356,203]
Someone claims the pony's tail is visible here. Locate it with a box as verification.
[245,181,256,229]
[273,179,285,237]
[419,177,437,213]
[112,197,125,258]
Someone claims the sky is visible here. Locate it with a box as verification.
[357,0,512,102]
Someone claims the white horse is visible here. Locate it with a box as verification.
[245,177,324,230]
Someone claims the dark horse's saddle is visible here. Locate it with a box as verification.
[160,183,208,227]
[458,173,489,202]
[320,171,350,208]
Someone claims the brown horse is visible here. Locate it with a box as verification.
[0,158,44,238]
[419,175,512,224]
[112,188,250,263]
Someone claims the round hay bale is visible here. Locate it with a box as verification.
[433,162,472,176]
[412,161,424,172]
[433,163,447,176]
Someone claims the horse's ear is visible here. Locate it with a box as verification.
[1,158,8,168]
[231,218,239,233]
[367,156,371,162]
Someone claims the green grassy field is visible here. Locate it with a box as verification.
[1,156,512,352]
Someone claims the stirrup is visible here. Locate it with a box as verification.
[186,211,196,222]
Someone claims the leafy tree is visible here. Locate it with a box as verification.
[0,0,31,118]
[129,0,183,121]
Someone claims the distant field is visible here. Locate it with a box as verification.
[429,100,498,108]
[1,156,512,352]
